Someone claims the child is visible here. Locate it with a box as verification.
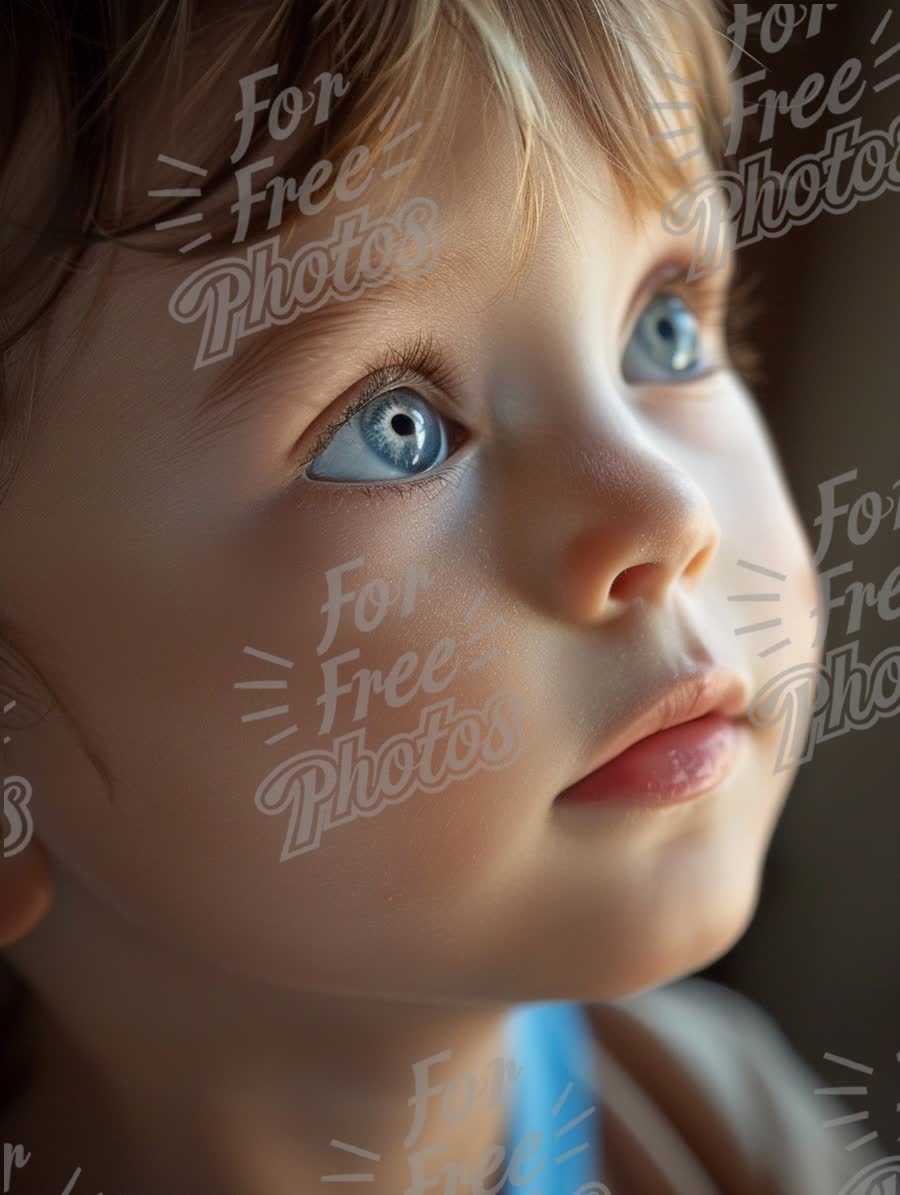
[0,0,885,1191]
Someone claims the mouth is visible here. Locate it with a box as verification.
[555,668,750,808]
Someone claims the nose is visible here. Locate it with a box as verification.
[561,478,719,622]
[486,290,723,625]
[504,428,720,626]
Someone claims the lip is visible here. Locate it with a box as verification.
[556,668,750,807]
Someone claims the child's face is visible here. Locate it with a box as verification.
[1,55,819,1002]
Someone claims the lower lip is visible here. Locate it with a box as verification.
[556,713,745,807]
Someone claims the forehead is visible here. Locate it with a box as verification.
[130,20,715,263]
[123,73,714,393]
[72,25,729,403]
[137,66,540,270]
[116,60,592,371]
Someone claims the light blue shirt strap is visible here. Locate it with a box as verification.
[502,1002,605,1195]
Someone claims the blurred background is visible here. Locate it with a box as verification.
[703,0,900,1153]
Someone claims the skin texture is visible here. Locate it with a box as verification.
[0,42,821,1195]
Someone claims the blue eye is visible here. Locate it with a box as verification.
[622,293,704,382]
[306,388,452,482]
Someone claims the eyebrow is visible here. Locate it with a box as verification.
[189,229,480,432]
[197,296,374,416]
[190,268,433,436]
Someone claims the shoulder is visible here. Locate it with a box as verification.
[584,977,892,1195]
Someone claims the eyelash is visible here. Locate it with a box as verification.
[300,262,760,499]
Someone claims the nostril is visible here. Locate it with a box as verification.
[609,562,664,603]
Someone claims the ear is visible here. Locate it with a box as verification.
[0,786,51,946]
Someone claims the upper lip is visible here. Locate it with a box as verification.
[566,667,751,790]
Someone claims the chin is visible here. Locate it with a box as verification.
[585,851,766,1003]
[659,885,761,997]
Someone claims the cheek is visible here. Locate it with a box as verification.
[21,490,533,988]
[727,417,820,649]
[700,398,824,793]
[685,389,820,639]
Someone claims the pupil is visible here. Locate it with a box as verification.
[657,317,675,341]
[391,413,416,437]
